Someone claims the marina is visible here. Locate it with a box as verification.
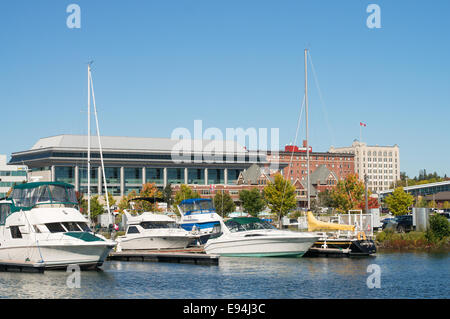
[1,1,449,305]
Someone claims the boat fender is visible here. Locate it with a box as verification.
[357,231,367,241]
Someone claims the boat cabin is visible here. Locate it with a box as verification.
[0,182,93,236]
[8,182,78,212]
[125,213,182,235]
[225,217,276,233]
[178,198,215,216]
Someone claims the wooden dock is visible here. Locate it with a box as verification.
[0,260,45,273]
[108,248,220,266]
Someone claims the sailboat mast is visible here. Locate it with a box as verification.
[305,49,310,210]
[87,64,91,223]
[89,70,112,225]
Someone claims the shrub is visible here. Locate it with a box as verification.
[426,214,450,242]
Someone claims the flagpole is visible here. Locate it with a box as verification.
[360,124,362,143]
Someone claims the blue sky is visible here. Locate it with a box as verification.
[0,0,449,177]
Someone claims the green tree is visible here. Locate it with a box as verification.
[427,200,437,209]
[317,189,335,208]
[384,187,414,216]
[239,188,266,217]
[214,191,236,217]
[426,214,450,242]
[162,183,174,208]
[415,196,428,208]
[330,173,365,213]
[103,191,116,210]
[76,191,87,214]
[135,183,162,212]
[118,190,138,213]
[264,174,297,228]
[81,195,105,223]
[173,184,201,215]
[443,201,450,209]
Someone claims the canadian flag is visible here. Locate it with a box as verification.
[360,122,366,127]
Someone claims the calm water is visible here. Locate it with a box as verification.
[0,252,448,299]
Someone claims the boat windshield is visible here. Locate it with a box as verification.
[10,183,78,209]
[225,218,276,233]
[180,199,215,215]
[140,221,180,229]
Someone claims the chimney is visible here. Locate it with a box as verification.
[302,140,307,148]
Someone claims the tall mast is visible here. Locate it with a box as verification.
[87,64,91,223]
[305,49,310,210]
[89,69,112,225]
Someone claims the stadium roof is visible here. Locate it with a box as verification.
[30,134,248,154]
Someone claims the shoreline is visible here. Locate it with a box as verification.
[375,230,450,252]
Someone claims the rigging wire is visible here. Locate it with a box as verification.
[307,51,336,147]
[278,94,306,220]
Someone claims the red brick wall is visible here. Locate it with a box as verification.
[266,151,355,182]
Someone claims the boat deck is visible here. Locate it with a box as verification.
[108,247,219,266]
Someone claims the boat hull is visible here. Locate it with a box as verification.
[303,238,377,257]
[0,243,115,269]
[179,221,220,234]
[204,236,317,257]
[117,235,193,250]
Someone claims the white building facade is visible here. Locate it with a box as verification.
[329,141,400,193]
[0,154,27,198]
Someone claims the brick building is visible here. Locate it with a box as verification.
[266,142,355,184]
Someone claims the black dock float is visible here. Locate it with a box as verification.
[0,260,45,273]
[108,249,219,266]
[303,247,352,258]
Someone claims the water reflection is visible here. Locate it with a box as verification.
[0,252,448,299]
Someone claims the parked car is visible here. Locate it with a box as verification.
[382,215,413,233]
[381,217,394,229]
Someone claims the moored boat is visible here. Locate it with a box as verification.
[178,198,223,244]
[204,217,319,257]
[116,197,198,251]
[0,182,116,269]
[303,211,376,257]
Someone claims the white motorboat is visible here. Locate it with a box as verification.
[178,198,223,241]
[116,197,198,250]
[0,182,116,269]
[204,217,319,257]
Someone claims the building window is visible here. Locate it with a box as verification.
[54,166,75,185]
[124,167,142,185]
[167,168,184,184]
[227,169,241,185]
[188,168,205,185]
[146,168,164,185]
[105,167,121,185]
[208,169,224,184]
[79,167,98,184]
